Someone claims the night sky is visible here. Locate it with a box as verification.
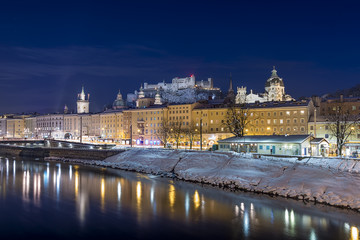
[0,0,359,113]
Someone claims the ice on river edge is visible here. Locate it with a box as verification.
[46,148,360,210]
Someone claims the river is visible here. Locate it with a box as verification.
[0,156,359,239]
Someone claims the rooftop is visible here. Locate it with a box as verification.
[218,135,312,144]
[193,99,311,110]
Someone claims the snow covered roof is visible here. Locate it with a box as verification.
[101,109,126,114]
[125,105,166,112]
[310,138,329,144]
[218,135,312,144]
[193,99,310,110]
[247,99,310,109]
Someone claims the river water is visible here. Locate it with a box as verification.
[0,156,359,240]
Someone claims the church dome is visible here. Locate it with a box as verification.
[265,67,284,87]
[113,90,126,109]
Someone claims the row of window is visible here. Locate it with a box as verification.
[137,117,163,121]
[169,116,189,120]
[137,111,161,115]
[256,118,306,125]
[37,122,62,128]
[169,110,189,114]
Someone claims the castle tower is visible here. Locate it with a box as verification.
[265,66,285,101]
[77,86,90,113]
[190,74,195,86]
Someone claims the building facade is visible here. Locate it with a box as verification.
[36,114,64,139]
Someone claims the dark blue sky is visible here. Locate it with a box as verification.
[0,0,359,113]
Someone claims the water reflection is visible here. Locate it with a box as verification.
[352,226,359,240]
[169,184,175,210]
[194,190,200,209]
[100,177,105,212]
[0,157,359,239]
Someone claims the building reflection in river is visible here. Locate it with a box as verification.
[0,158,359,239]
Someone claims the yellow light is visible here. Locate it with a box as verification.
[267,127,271,130]
[194,190,200,209]
[169,185,175,208]
[136,181,142,203]
[351,226,359,240]
[101,178,105,199]
[75,171,79,197]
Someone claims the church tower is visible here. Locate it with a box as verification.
[235,86,247,104]
[138,85,145,99]
[64,105,69,114]
[77,86,90,113]
[224,73,235,104]
[154,89,162,105]
[265,66,285,101]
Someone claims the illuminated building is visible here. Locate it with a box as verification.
[77,86,90,114]
[235,67,293,104]
[99,110,125,141]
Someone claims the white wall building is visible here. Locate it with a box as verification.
[236,67,294,104]
[36,114,64,139]
[0,117,6,137]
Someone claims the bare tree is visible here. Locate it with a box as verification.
[155,118,172,148]
[326,105,359,156]
[224,104,252,137]
[170,119,183,149]
[183,121,198,150]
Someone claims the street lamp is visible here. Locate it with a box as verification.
[200,112,203,151]
[130,124,133,147]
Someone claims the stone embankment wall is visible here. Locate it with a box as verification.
[0,144,122,160]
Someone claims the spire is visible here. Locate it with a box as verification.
[229,72,233,91]
[225,73,235,104]
[79,86,86,100]
[271,66,278,78]
[64,104,68,114]
[117,89,122,99]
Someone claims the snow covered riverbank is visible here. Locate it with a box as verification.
[46,148,360,210]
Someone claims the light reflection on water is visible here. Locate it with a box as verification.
[0,157,359,239]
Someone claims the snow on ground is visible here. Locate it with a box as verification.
[46,149,360,210]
